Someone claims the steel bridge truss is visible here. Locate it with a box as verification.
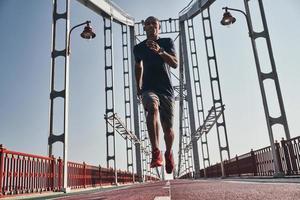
[177,0,290,178]
[184,105,225,152]
[242,0,290,175]
[49,0,140,190]
[49,0,289,186]
[121,24,134,177]
[201,7,230,177]
[49,0,229,187]
[105,112,155,180]
[177,0,231,178]
[178,98,194,177]
[48,0,71,192]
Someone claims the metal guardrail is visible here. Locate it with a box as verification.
[0,145,158,197]
[179,136,300,178]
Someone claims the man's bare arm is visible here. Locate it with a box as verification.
[135,61,143,95]
[159,51,178,69]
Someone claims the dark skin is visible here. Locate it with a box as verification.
[135,16,178,155]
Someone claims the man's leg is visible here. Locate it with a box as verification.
[162,126,175,174]
[142,92,160,150]
[162,126,175,154]
[142,91,163,167]
[146,102,160,150]
[160,95,175,173]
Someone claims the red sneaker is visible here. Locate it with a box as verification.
[150,148,163,168]
[165,151,174,174]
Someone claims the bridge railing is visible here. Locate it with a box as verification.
[0,145,158,197]
[279,136,300,175]
[0,146,56,196]
[179,136,300,178]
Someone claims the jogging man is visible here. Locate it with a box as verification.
[133,16,178,173]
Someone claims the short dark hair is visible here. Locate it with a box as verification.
[144,16,159,23]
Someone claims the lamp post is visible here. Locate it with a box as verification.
[62,20,96,192]
[221,0,290,177]
[68,21,96,55]
[220,7,250,37]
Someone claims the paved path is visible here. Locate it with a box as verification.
[171,179,300,200]
[5,179,300,200]
[52,181,170,200]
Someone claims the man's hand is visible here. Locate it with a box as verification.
[146,39,177,68]
[146,39,178,68]
[146,40,160,54]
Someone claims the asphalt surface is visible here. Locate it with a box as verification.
[3,178,300,200]
[171,179,300,200]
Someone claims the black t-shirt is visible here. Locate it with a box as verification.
[133,38,176,97]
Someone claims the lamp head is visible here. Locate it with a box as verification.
[221,10,236,26]
[80,22,96,39]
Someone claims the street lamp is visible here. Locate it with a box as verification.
[221,7,252,37]
[62,20,96,192]
[221,1,290,178]
[220,8,236,26]
[68,20,96,55]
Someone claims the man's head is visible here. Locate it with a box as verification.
[143,16,160,39]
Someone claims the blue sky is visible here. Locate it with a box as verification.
[1,0,300,175]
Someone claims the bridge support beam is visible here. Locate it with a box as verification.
[130,26,143,182]
[179,20,201,178]
[242,0,290,176]
[48,0,70,192]
[202,7,230,177]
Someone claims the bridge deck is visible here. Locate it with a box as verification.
[6,178,300,200]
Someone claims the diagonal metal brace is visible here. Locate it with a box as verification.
[104,113,150,155]
[184,105,225,152]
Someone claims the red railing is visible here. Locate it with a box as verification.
[255,146,274,176]
[279,136,300,175]
[180,136,300,178]
[0,145,158,197]
[0,146,57,196]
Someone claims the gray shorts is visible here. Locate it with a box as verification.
[142,91,174,129]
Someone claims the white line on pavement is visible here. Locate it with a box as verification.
[154,181,171,200]
[153,197,171,200]
[166,181,170,186]
[167,181,172,199]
